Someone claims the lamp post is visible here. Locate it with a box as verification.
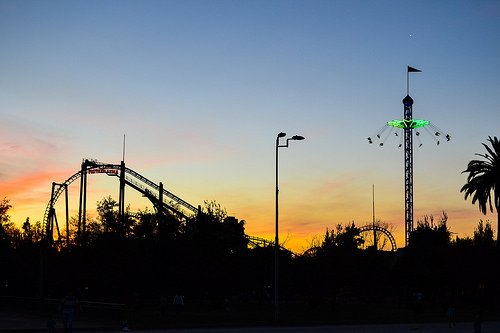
[275,132,305,322]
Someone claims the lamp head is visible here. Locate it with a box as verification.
[291,135,305,140]
[277,132,287,138]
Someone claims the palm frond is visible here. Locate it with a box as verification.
[461,136,500,215]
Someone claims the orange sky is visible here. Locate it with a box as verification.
[1,163,491,253]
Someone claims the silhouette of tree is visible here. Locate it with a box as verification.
[157,209,183,243]
[21,218,32,241]
[318,222,364,255]
[6,191,500,323]
[132,208,156,239]
[95,196,135,238]
[96,196,119,234]
[336,222,364,251]
[83,217,103,245]
[0,201,11,259]
[186,200,247,253]
[0,197,12,235]
[178,200,248,298]
[297,222,365,307]
[461,136,500,244]
[471,220,496,287]
[19,218,43,246]
[203,200,228,222]
[411,213,451,250]
[0,198,21,248]
[474,220,495,249]
[0,197,10,217]
[400,213,452,299]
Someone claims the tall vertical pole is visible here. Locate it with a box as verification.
[372,184,377,251]
[77,161,87,245]
[120,135,127,235]
[274,136,280,323]
[121,134,126,217]
[119,161,126,224]
[403,95,414,247]
[77,180,82,244]
[65,184,69,247]
[82,166,87,244]
[273,133,304,322]
[122,134,126,162]
[407,71,410,96]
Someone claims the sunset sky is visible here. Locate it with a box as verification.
[1,1,499,251]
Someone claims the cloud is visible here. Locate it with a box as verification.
[0,169,70,200]
[0,115,68,180]
[0,166,74,225]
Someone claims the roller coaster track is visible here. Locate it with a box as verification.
[301,225,397,257]
[246,235,296,256]
[43,160,198,234]
[43,160,298,255]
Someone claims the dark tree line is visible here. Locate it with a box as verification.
[1,194,499,324]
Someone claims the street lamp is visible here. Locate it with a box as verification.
[275,132,305,322]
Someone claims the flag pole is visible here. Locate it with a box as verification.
[407,66,422,95]
[407,70,409,95]
[122,134,126,162]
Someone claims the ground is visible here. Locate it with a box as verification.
[2,310,500,333]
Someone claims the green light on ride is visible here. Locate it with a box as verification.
[387,119,430,129]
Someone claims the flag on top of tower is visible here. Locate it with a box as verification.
[407,66,422,73]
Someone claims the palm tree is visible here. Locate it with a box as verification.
[461,136,500,245]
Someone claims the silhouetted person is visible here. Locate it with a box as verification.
[61,293,78,333]
[473,310,482,333]
[46,314,56,333]
[121,319,130,331]
[447,303,456,328]
[411,292,423,330]
[173,293,184,315]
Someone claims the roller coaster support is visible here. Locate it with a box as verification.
[158,182,164,218]
[46,183,56,244]
[46,182,69,245]
[78,160,89,246]
[64,183,69,247]
[119,160,126,227]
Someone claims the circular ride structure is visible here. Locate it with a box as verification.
[43,159,199,245]
[358,225,397,252]
[301,224,397,257]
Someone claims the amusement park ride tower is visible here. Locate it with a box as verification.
[368,67,450,247]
